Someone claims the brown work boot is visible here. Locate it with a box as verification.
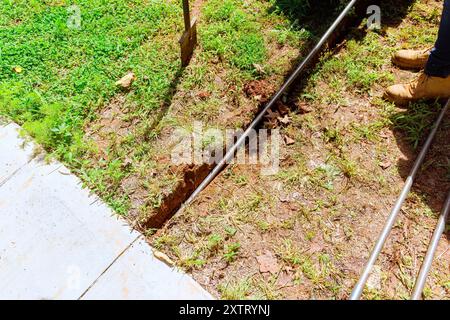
[392,48,431,70]
[384,72,450,105]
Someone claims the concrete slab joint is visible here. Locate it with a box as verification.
[0,123,212,300]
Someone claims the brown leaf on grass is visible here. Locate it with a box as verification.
[265,119,278,129]
[297,101,313,114]
[379,160,392,170]
[276,271,295,288]
[116,72,136,89]
[243,79,274,103]
[276,102,289,115]
[264,109,280,128]
[306,242,324,254]
[256,251,280,274]
[197,91,210,100]
[277,115,291,125]
[283,135,295,145]
[265,109,278,121]
[253,63,265,74]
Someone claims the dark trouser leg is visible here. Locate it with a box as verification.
[425,0,450,77]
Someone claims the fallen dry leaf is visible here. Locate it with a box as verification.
[297,102,313,114]
[284,135,295,145]
[197,91,210,99]
[276,271,295,288]
[264,109,280,128]
[277,115,291,125]
[276,103,289,115]
[256,251,280,274]
[306,242,324,254]
[116,72,136,89]
[379,160,392,170]
[253,63,265,74]
[13,66,23,73]
[265,109,279,121]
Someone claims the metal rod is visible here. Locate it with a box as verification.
[411,191,450,300]
[185,0,358,205]
[182,0,191,31]
[350,99,450,300]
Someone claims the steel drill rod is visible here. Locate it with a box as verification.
[411,191,450,300]
[185,0,358,205]
[350,99,449,300]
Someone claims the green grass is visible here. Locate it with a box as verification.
[218,279,251,300]
[0,0,277,153]
[223,242,241,262]
[201,0,266,74]
[390,101,442,149]
[206,234,223,252]
[316,32,395,95]
[0,0,180,162]
[0,0,304,216]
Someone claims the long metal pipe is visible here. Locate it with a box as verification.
[185,0,358,205]
[411,191,450,300]
[350,99,450,300]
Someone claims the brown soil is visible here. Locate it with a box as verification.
[152,0,450,300]
[142,163,213,228]
[85,94,137,160]
[81,0,307,231]
[127,0,369,230]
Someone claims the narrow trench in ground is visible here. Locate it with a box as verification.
[140,1,372,232]
[139,0,450,299]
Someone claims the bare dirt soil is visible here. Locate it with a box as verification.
[83,1,310,229]
[152,0,449,300]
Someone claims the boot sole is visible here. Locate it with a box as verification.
[383,91,415,106]
[391,57,427,70]
[383,91,450,106]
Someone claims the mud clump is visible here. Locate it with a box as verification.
[243,79,275,104]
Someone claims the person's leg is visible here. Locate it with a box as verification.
[425,0,450,77]
[385,1,450,104]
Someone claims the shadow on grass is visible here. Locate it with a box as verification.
[273,0,450,221]
[266,0,421,114]
[389,100,450,221]
[150,0,418,136]
[270,0,415,35]
[143,66,185,140]
[384,0,449,226]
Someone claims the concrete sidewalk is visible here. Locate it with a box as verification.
[0,122,212,300]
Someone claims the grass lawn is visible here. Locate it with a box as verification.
[0,0,320,222]
[1,0,181,154]
[153,0,450,299]
[4,0,446,301]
